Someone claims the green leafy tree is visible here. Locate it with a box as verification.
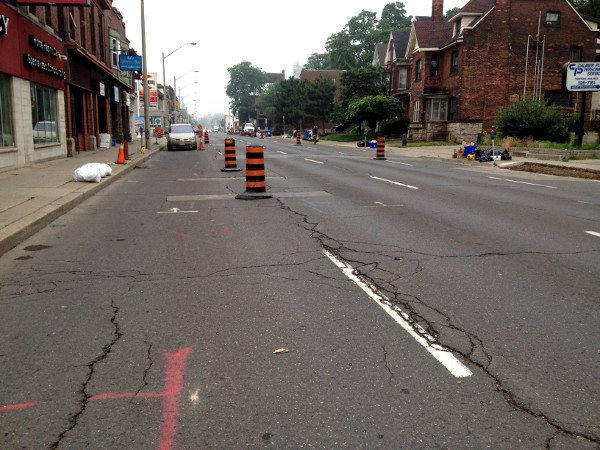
[379,2,413,32]
[445,7,461,19]
[570,0,600,19]
[340,65,388,110]
[305,53,332,70]
[496,99,569,142]
[304,76,338,133]
[258,77,307,130]
[346,95,405,135]
[327,10,384,69]
[226,61,268,122]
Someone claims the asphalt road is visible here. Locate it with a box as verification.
[1,134,598,449]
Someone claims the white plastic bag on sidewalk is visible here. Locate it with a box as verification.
[73,163,112,183]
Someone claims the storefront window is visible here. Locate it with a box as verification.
[0,75,14,148]
[30,83,58,144]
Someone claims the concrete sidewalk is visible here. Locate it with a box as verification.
[0,136,163,257]
[0,137,598,257]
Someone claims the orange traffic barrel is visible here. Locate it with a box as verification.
[374,137,387,160]
[222,138,242,172]
[204,130,210,144]
[296,132,301,145]
[236,145,272,199]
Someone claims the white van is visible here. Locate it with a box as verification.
[243,123,255,136]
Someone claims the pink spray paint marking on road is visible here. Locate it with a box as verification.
[0,402,36,411]
[89,347,192,450]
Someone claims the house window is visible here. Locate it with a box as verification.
[546,11,560,26]
[454,19,461,36]
[0,75,14,147]
[545,90,571,107]
[448,97,456,121]
[451,51,459,74]
[426,98,448,121]
[413,100,421,122]
[570,46,583,62]
[30,83,58,144]
[399,67,407,89]
[416,59,422,81]
[111,37,120,68]
[430,55,439,77]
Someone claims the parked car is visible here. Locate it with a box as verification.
[166,124,197,150]
[243,123,255,136]
[32,121,58,143]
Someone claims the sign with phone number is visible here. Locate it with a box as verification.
[564,62,600,91]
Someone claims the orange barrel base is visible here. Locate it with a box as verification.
[374,137,387,160]
[236,145,272,199]
[221,138,242,172]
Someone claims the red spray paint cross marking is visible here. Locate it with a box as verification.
[89,347,192,450]
[0,402,36,411]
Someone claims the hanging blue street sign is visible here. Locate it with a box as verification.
[119,55,142,71]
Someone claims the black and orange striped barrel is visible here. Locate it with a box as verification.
[236,145,272,199]
[296,132,301,145]
[222,138,242,172]
[204,130,210,144]
[245,146,267,192]
[374,137,387,160]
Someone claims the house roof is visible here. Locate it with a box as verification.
[373,43,387,65]
[457,0,494,16]
[391,30,411,57]
[413,21,454,49]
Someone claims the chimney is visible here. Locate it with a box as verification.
[432,0,444,22]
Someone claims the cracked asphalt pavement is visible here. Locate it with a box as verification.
[1,136,598,448]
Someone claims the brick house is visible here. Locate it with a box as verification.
[388,0,599,143]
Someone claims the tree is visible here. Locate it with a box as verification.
[226,61,268,122]
[305,53,332,70]
[326,10,385,69]
[346,95,405,135]
[445,7,461,19]
[304,76,338,133]
[379,2,413,32]
[340,65,388,110]
[571,0,600,19]
[496,98,569,142]
[258,77,306,130]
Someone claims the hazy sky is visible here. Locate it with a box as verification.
[113,0,466,118]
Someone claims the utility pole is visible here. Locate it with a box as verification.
[141,0,150,149]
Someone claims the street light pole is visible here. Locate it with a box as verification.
[141,0,150,149]
[162,43,196,127]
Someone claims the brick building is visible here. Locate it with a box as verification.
[0,0,135,170]
[0,2,67,168]
[387,0,599,142]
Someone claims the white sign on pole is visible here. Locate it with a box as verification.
[565,62,600,91]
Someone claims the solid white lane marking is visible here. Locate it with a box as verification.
[387,161,413,166]
[370,175,418,190]
[305,158,325,165]
[363,201,404,208]
[487,176,556,189]
[323,249,472,378]
[585,231,600,238]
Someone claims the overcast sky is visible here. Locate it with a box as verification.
[113,0,466,118]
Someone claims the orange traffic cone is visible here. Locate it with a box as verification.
[199,139,205,150]
[116,142,126,164]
